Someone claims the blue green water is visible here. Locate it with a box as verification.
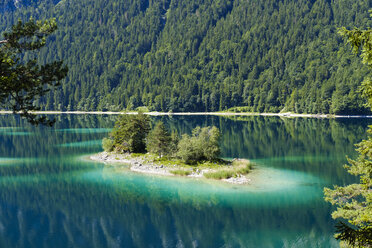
[0,114,370,247]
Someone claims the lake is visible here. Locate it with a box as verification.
[0,114,370,248]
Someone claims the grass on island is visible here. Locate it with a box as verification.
[168,158,251,179]
[130,153,145,158]
[107,152,252,180]
[203,160,252,180]
[171,169,191,176]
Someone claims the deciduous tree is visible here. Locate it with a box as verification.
[177,126,221,164]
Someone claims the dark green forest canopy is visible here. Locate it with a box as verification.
[1,0,371,114]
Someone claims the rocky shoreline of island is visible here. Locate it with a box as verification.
[90,152,251,185]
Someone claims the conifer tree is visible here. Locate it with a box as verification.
[324,11,372,247]
[146,121,171,157]
[109,112,151,153]
[0,18,68,125]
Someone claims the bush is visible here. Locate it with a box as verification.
[102,137,114,152]
[177,133,201,164]
[177,126,221,164]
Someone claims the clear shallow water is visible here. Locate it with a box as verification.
[0,114,370,247]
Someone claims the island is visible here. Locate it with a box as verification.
[91,112,252,184]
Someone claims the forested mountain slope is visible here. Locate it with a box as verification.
[1,0,371,114]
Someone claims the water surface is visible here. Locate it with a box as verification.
[0,114,369,247]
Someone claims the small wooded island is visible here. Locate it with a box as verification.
[91,112,252,184]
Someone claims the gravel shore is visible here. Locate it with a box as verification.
[90,152,251,184]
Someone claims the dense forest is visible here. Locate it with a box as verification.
[1,0,371,114]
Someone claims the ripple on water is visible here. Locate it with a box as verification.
[58,140,103,147]
[0,157,72,166]
[0,127,21,130]
[54,128,112,134]
[0,157,43,165]
[252,155,337,163]
[0,157,18,165]
[0,129,33,136]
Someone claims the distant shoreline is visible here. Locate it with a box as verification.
[0,110,372,118]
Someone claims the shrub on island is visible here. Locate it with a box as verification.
[101,115,252,180]
[103,114,221,165]
[177,126,221,164]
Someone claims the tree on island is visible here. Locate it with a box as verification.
[103,112,151,153]
[146,121,172,157]
[0,18,68,125]
[170,130,180,156]
[177,126,221,164]
[324,11,372,247]
[103,115,221,165]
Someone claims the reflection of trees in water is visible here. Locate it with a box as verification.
[1,114,368,159]
[0,171,337,248]
[160,115,371,184]
[0,115,117,158]
[0,114,369,247]
[159,115,369,159]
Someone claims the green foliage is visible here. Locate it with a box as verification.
[324,11,372,247]
[0,18,67,125]
[102,137,114,152]
[1,0,371,114]
[324,133,372,247]
[204,170,235,180]
[235,163,252,175]
[203,126,221,161]
[177,126,221,164]
[170,169,191,176]
[169,130,180,156]
[335,222,372,248]
[146,121,171,157]
[177,134,200,164]
[136,106,150,112]
[108,112,151,153]
[204,160,251,179]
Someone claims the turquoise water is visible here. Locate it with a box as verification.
[0,114,369,247]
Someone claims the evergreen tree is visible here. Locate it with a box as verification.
[1,0,371,114]
[0,18,67,125]
[324,11,372,247]
[169,130,180,156]
[146,121,171,157]
[109,112,151,153]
